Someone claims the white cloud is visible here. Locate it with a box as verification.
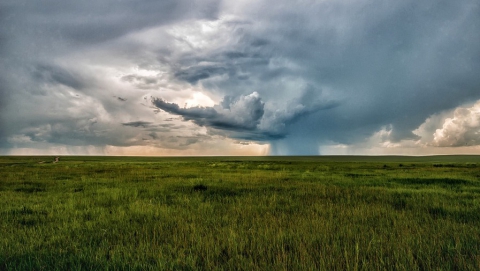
[433,101,480,147]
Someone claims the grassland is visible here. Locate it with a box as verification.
[1,155,480,270]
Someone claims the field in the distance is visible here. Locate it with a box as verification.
[1,155,480,270]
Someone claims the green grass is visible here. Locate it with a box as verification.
[1,155,480,270]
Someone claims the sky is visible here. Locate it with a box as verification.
[1,0,480,156]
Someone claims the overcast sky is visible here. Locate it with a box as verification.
[1,0,480,155]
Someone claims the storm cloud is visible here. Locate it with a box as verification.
[153,91,339,141]
[1,0,480,155]
[153,92,265,132]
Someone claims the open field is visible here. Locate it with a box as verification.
[1,155,480,270]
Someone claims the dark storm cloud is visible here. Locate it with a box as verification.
[152,92,264,131]
[290,0,480,143]
[2,0,480,154]
[153,99,218,121]
[1,0,220,45]
[164,0,480,152]
[153,91,339,141]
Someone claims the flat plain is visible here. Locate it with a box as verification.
[1,155,480,270]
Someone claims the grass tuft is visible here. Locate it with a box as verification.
[193,184,208,191]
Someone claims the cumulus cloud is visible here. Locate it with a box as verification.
[433,101,480,147]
